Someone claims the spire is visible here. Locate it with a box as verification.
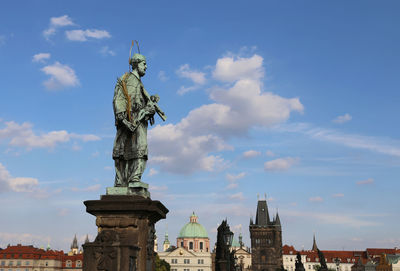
[275,212,281,226]
[255,198,270,225]
[312,233,318,251]
[239,233,243,248]
[71,234,78,249]
[46,241,51,251]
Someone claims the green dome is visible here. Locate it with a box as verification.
[178,212,209,238]
[232,237,240,247]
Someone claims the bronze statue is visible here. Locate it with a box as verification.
[112,45,166,189]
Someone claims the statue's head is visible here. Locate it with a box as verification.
[130,53,147,77]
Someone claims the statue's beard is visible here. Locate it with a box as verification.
[138,70,146,77]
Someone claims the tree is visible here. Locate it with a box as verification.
[155,254,170,271]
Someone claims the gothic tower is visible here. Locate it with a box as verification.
[249,198,283,271]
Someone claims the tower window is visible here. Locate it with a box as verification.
[200,242,203,250]
[189,242,193,250]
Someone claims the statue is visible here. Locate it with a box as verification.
[317,249,328,271]
[295,252,305,271]
[112,42,166,196]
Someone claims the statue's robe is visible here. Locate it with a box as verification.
[112,72,150,185]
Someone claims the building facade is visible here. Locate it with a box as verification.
[0,244,83,271]
[159,212,212,271]
[250,199,283,271]
[282,244,400,271]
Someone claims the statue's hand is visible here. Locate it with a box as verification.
[147,104,156,115]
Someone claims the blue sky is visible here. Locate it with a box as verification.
[1,0,400,252]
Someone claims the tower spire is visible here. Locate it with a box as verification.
[312,233,318,251]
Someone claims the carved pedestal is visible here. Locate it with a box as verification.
[83,195,168,271]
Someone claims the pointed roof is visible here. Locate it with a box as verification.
[84,234,89,244]
[275,212,281,226]
[312,234,318,251]
[255,199,270,226]
[71,234,78,249]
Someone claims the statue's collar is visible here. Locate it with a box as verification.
[130,71,141,81]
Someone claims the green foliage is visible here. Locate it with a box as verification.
[155,254,170,271]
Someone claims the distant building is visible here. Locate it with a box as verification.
[250,198,283,271]
[282,242,400,271]
[231,233,252,271]
[0,243,83,271]
[159,212,212,271]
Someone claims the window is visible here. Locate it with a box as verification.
[66,260,72,267]
[184,269,190,271]
[1,261,4,266]
[198,269,204,271]
[184,259,190,264]
[25,261,29,266]
[8,262,12,267]
[181,241,184,247]
[171,269,177,271]
[200,242,203,250]
[198,259,204,264]
[171,259,177,264]
[189,242,193,250]
[77,261,82,267]
[17,261,21,266]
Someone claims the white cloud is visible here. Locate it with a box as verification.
[284,210,381,228]
[226,172,246,182]
[266,150,275,157]
[41,62,79,90]
[0,120,100,150]
[243,150,261,158]
[225,172,246,190]
[213,54,264,82]
[149,124,230,174]
[148,53,303,174]
[309,196,323,202]
[158,71,168,82]
[148,168,158,176]
[100,46,115,56]
[71,184,101,192]
[0,163,40,193]
[226,182,238,189]
[264,157,299,171]
[32,53,51,63]
[357,178,374,185]
[57,208,69,216]
[332,193,344,198]
[104,166,112,171]
[65,29,111,42]
[9,177,39,192]
[43,15,74,40]
[0,232,46,248]
[230,192,245,201]
[279,123,400,157]
[333,113,352,124]
[176,64,206,84]
[177,85,200,95]
[0,35,5,46]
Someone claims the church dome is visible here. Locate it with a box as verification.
[178,212,209,238]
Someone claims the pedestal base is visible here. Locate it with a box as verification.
[106,181,150,198]
[83,195,168,271]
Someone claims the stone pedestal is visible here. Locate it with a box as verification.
[83,195,168,271]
